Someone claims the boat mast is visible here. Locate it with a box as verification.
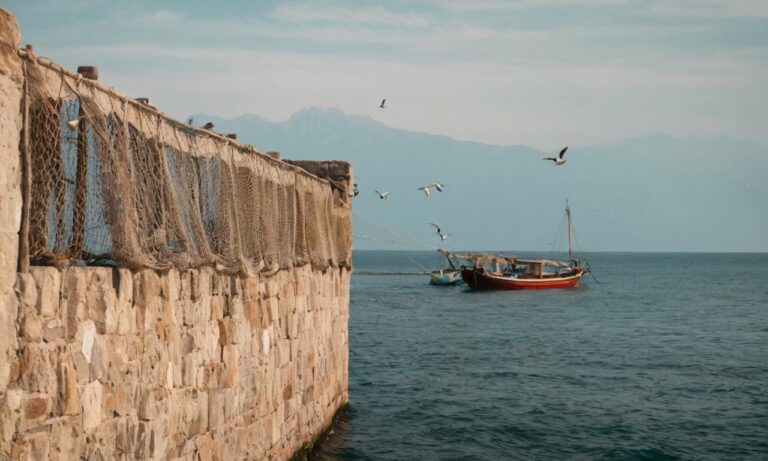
[566,200,573,264]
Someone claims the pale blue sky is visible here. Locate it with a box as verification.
[7,0,768,148]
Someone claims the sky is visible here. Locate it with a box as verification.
[6,0,768,149]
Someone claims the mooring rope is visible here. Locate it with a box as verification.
[352,212,440,251]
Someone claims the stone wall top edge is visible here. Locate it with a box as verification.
[27,264,352,275]
[285,160,353,181]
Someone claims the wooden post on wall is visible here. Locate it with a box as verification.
[17,44,33,274]
[70,65,98,258]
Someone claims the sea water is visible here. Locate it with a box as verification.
[310,251,768,460]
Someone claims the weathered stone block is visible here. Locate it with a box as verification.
[49,415,85,459]
[222,345,239,388]
[210,295,224,321]
[81,380,102,433]
[21,310,42,342]
[76,320,96,365]
[17,343,58,397]
[194,433,215,461]
[17,430,50,460]
[0,291,19,390]
[133,421,151,459]
[114,416,137,456]
[108,378,136,417]
[133,269,161,309]
[165,268,181,302]
[62,269,89,340]
[16,392,51,434]
[138,389,158,422]
[207,389,224,430]
[15,273,38,313]
[244,295,262,332]
[58,353,79,415]
[85,268,117,334]
[0,391,22,445]
[24,396,47,420]
[42,318,65,343]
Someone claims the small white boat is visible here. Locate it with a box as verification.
[429,269,462,286]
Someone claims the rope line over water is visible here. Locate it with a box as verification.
[352,212,440,251]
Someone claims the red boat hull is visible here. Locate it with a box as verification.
[461,268,585,291]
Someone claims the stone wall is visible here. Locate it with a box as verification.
[0,8,351,460]
[3,264,350,460]
[0,8,23,397]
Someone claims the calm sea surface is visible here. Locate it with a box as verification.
[311,251,768,460]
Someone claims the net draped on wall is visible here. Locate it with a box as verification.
[21,55,352,274]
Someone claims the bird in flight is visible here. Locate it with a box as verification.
[375,190,390,200]
[430,182,445,192]
[418,182,445,196]
[349,183,360,197]
[543,146,569,165]
[380,99,386,109]
[431,223,450,241]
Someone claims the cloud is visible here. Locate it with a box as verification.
[642,0,768,18]
[440,0,768,16]
[440,0,629,11]
[42,42,767,147]
[269,5,430,27]
[13,0,768,148]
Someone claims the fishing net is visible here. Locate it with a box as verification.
[21,55,351,273]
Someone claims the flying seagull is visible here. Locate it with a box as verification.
[430,182,445,192]
[430,223,450,241]
[375,190,390,200]
[349,183,360,197]
[543,146,568,165]
[418,182,445,196]
[380,99,386,109]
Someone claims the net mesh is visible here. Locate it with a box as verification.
[22,56,351,273]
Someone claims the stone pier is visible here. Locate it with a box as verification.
[0,8,351,460]
[3,265,349,460]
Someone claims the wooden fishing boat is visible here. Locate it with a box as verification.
[460,259,586,290]
[457,201,588,291]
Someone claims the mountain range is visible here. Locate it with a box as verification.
[192,107,768,252]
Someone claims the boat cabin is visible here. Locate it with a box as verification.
[514,259,575,279]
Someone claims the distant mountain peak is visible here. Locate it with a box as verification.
[288,106,381,126]
[290,106,345,119]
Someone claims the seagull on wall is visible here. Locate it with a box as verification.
[543,146,569,165]
[202,122,215,130]
[431,223,450,241]
[349,183,360,197]
[380,99,386,109]
[67,117,82,130]
[375,190,390,200]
